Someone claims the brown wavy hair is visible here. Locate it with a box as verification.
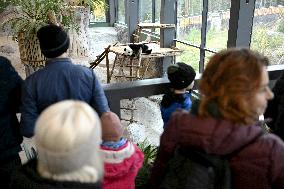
[198,48,269,125]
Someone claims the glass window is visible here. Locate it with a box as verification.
[118,0,126,24]
[91,0,107,22]
[251,1,284,65]
[205,51,215,66]
[176,0,203,72]
[176,0,231,72]
[176,0,203,46]
[139,0,153,23]
[206,0,231,51]
[176,44,200,72]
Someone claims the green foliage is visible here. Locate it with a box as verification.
[74,0,107,13]
[177,22,284,67]
[251,26,284,64]
[135,139,158,189]
[206,29,228,50]
[1,0,77,38]
[278,19,284,33]
[252,27,279,53]
[73,0,105,8]
[176,28,228,72]
[0,1,10,13]
[176,44,200,72]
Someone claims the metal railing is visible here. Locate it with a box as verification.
[103,64,284,118]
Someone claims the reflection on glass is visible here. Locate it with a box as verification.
[118,0,126,23]
[139,0,153,23]
[251,1,284,65]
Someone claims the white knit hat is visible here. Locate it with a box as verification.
[34,100,102,175]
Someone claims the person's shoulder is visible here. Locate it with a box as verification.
[255,133,284,153]
[0,56,17,75]
[0,56,11,65]
[171,109,191,120]
[72,63,90,70]
[72,64,94,75]
[24,69,44,82]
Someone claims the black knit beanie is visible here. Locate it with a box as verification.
[167,62,196,89]
[37,24,70,58]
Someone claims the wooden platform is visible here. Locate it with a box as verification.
[90,42,183,83]
[109,43,182,58]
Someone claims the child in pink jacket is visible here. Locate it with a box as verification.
[100,112,144,189]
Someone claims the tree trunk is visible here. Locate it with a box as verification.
[68,6,90,58]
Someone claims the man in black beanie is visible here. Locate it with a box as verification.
[20,24,110,137]
[36,24,70,58]
[160,62,196,128]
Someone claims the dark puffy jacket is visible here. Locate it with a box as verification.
[10,159,102,189]
[0,56,23,161]
[265,74,284,140]
[151,110,284,189]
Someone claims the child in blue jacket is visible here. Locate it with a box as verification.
[161,62,196,128]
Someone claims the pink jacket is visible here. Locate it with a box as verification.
[101,141,144,189]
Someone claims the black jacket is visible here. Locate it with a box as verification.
[10,159,102,189]
[264,73,284,140]
[0,56,23,161]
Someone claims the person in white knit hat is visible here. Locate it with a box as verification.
[10,100,103,189]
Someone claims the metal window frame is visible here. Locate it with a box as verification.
[126,0,139,42]
[152,0,156,23]
[199,0,209,73]
[160,0,177,75]
[227,0,256,48]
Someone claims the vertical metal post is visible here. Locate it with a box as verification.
[126,0,139,42]
[152,0,156,23]
[124,0,127,23]
[199,0,208,73]
[160,0,177,76]
[108,0,116,25]
[227,0,256,48]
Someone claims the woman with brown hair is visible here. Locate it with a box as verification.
[150,49,284,188]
